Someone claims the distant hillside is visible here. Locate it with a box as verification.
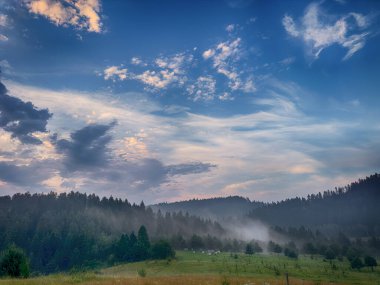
[0,192,225,273]
[249,173,380,236]
[151,196,264,219]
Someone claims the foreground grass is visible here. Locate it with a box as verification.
[1,251,379,285]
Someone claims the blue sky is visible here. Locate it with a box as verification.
[0,0,379,203]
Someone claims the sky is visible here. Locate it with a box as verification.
[0,0,379,204]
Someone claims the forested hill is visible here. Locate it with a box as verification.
[151,196,264,219]
[249,174,380,235]
[0,192,225,243]
[0,192,225,272]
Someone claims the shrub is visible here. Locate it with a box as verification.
[152,240,175,259]
[0,245,30,278]
[284,248,298,259]
[268,241,282,253]
[364,256,377,271]
[350,257,364,270]
[245,243,254,255]
[324,249,336,260]
[137,268,146,277]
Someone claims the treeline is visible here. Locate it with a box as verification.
[0,192,224,273]
[249,174,380,235]
[266,237,378,269]
[264,226,380,267]
[0,225,174,277]
[153,196,264,219]
[170,233,250,252]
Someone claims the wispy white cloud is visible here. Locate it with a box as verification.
[3,79,379,203]
[103,65,128,81]
[102,30,258,101]
[0,14,8,42]
[282,15,299,37]
[25,0,103,33]
[131,57,146,66]
[2,81,217,201]
[202,38,256,95]
[131,53,193,90]
[218,92,234,101]
[279,57,295,66]
[226,24,235,32]
[283,2,371,60]
[154,53,192,75]
[203,38,241,79]
[186,76,216,101]
[135,70,177,89]
[0,14,7,27]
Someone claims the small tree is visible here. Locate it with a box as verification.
[245,243,254,255]
[253,242,263,253]
[303,242,317,255]
[137,226,151,249]
[364,256,377,271]
[284,248,298,259]
[0,245,29,278]
[152,240,175,259]
[268,241,282,254]
[135,226,151,261]
[324,249,336,260]
[350,257,364,270]
[190,234,204,250]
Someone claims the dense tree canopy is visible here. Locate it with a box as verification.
[0,192,224,273]
[249,174,380,236]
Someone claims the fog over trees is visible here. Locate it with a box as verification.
[0,174,379,275]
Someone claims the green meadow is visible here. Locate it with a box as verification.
[0,251,379,285]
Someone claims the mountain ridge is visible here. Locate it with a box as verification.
[151,195,265,220]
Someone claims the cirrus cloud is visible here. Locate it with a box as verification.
[283,2,372,60]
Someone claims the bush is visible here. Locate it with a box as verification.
[268,241,282,253]
[253,242,263,253]
[364,256,377,271]
[0,245,30,278]
[324,249,336,260]
[151,240,175,259]
[350,257,364,270]
[137,268,146,277]
[245,243,254,255]
[284,248,298,259]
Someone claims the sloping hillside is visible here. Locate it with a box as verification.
[151,196,264,219]
[249,174,380,235]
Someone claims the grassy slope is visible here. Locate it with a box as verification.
[1,251,379,285]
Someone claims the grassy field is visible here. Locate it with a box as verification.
[0,251,379,285]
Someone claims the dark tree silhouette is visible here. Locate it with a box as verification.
[350,257,364,270]
[245,243,254,255]
[152,240,175,259]
[0,245,29,278]
[364,256,377,271]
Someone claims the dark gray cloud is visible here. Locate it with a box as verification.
[166,162,217,176]
[79,159,217,193]
[117,160,216,191]
[54,121,116,171]
[0,81,52,144]
[0,161,53,186]
[128,158,167,187]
